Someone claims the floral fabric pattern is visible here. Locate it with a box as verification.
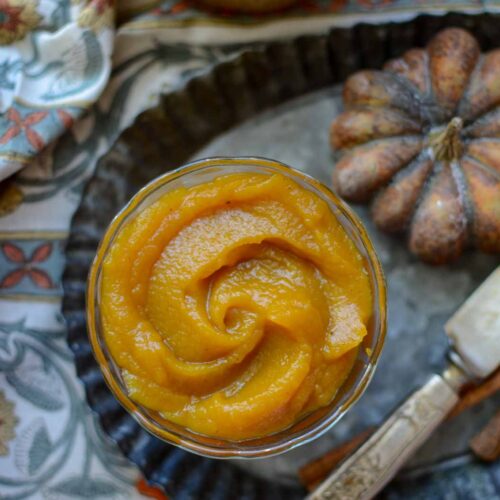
[1,241,55,289]
[0,0,41,45]
[0,108,48,151]
[0,0,112,179]
[77,0,115,31]
[0,238,62,299]
[0,390,17,455]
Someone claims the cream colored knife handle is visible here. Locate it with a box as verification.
[307,375,459,500]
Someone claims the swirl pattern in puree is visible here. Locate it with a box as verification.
[101,172,372,440]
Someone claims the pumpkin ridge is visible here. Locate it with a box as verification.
[409,161,468,263]
[423,43,478,126]
[417,50,441,125]
[383,71,434,123]
[344,134,424,144]
[347,104,422,121]
[460,158,500,252]
[388,47,450,125]
[386,71,426,101]
[461,154,500,181]
[372,151,433,232]
[450,159,475,247]
[466,136,500,144]
[343,70,422,120]
[466,138,500,174]
[406,154,437,231]
[456,54,492,124]
[392,150,434,180]
[421,51,432,101]
[427,28,481,120]
[375,136,427,188]
[384,49,431,97]
[421,46,446,125]
[330,107,423,150]
[457,49,500,123]
[407,151,441,229]
[332,135,423,202]
[463,106,500,138]
[412,153,473,241]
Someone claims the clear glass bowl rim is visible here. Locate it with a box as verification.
[86,156,387,459]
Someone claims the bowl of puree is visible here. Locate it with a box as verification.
[87,157,386,458]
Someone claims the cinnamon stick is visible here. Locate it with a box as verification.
[300,369,500,491]
[447,368,500,420]
[299,427,375,490]
[470,409,500,462]
[136,478,169,500]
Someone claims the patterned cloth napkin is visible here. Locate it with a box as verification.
[0,1,497,498]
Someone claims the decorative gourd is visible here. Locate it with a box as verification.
[330,28,500,264]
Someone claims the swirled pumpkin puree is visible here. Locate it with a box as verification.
[101,172,372,440]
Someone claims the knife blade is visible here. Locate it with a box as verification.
[308,266,500,500]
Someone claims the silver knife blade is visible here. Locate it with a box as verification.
[445,266,500,379]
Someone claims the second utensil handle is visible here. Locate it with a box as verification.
[307,374,459,500]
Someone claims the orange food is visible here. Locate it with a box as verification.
[100,173,372,440]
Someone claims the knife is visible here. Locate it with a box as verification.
[308,266,500,500]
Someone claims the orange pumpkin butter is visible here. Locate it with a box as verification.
[331,28,500,264]
[100,172,372,440]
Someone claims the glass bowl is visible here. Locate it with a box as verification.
[86,157,387,459]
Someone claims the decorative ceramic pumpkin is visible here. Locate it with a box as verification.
[330,28,500,264]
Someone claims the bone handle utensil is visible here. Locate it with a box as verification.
[308,266,500,500]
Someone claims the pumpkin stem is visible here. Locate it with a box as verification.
[430,117,464,162]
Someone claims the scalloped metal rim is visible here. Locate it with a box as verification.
[62,12,500,499]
